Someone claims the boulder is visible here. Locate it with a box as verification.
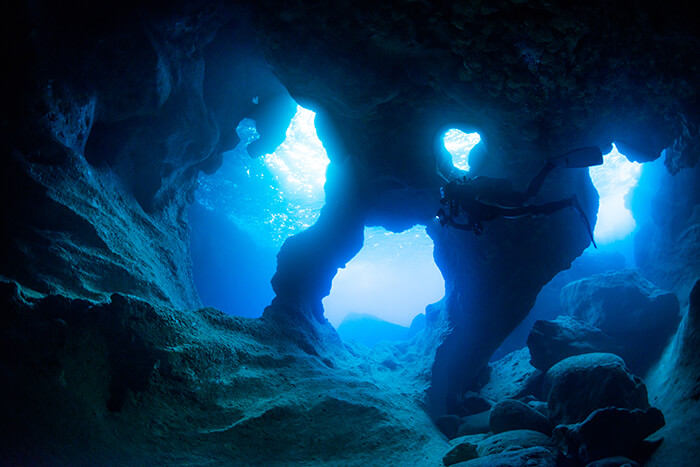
[527,316,621,371]
[476,430,554,457]
[444,434,488,466]
[489,399,550,435]
[450,446,555,466]
[554,407,664,465]
[479,348,544,402]
[586,457,640,467]
[460,391,493,416]
[528,400,550,419]
[545,353,649,425]
[560,270,680,373]
[456,411,491,437]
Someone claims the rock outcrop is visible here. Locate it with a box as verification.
[527,316,621,372]
[560,270,680,373]
[554,407,665,465]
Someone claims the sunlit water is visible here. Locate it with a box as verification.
[323,225,445,328]
[195,106,328,247]
[589,144,642,245]
[443,129,481,171]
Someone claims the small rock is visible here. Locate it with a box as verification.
[527,316,620,371]
[444,435,488,466]
[448,433,490,447]
[585,457,640,467]
[489,399,550,435]
[476,429,555,457]
[460,391,493,415]
[436,414,461,439]
[545,353,649,425]
[456,411,490,437]
[553,407,664,465]
[528,400,549,418]
[450,446,555,466]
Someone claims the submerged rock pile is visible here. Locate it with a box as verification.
[440,351,664,466]
[438,270,680,466]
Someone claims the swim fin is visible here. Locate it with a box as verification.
[550,146,604,168]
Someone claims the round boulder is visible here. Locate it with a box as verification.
[476,429,555,457]
[489,399,551,435]
[545,353,649,425]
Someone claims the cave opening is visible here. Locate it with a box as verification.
[188,104,329,318]
[189,103,449,334]
[492,143,649,360]
[323,224,445,347]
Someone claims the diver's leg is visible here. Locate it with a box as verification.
[550,146,604,169]
[522,147,604,202]
[523,161,556,201]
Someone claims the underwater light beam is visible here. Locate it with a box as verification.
[443,129,481,172]
[589,144,642,244]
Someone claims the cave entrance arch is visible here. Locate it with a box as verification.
[322,224,445,347]
[189,104,329,318]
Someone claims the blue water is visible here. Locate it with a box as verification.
[190,106,643,332]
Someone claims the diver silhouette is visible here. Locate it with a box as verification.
[437,147,603,248]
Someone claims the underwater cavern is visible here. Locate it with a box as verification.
[2,0,700,465]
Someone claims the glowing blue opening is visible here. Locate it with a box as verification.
[589,144,642,244]
[443,129,481,171]
[323,225,445,328]
[194,105,329,247]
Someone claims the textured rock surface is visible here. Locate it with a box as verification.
[545,353,650,425]
[443,435,487,466]
[645,280,700,466]
[476,429,554,457]
[553,407,664,465]
[452,446,556,467]
[0,282,447,466]
[480,348,544,402]
[560,270,680,372]
[632,159,700,303]
[527,316,621,371]
[586,457,640,467]
[489,399,550,435]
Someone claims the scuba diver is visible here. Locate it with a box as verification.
[437,147,603,248]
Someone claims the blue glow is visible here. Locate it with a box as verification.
[589,144,642,244]
[443,129,481,171]
[194,106,329,247]
[323,225,445,328]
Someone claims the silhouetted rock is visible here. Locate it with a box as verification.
[489,399,550,435]
[527,316,621,371]
[476,429,555,457]
[451,446,556,466]
[456,411,491,437]
[554,407,664,465]
[545,353,650,425]
[560,269,680,373]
